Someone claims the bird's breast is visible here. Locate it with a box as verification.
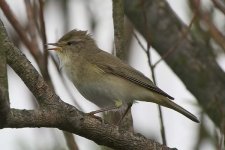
[62,60,113,107]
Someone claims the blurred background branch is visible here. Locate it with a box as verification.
[125,0,225,128]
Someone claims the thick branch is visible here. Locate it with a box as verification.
[0,20,10,127]
[6,40,59,106]
[124,0,225,127]
[5,108,172,150]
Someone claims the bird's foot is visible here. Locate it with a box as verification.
[86,112,103,122]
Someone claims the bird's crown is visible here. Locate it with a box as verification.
[58,29,93,43]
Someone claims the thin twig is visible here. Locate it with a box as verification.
[33,0,41,34]
[38,0,47,57]
[146,47,167,145]
[38,0,47,49]
[140,0,167,145]
[0,0,41,63]
[153,1,199,68]
[211,0,225,15]
[0,0,51,81]
[133,32,147,52]
[112,0,125,59]
[24,0,38,44]
[63,132,79,150]
[133,21,168,146]
[24,0,39,51]
[201,12,225,53]
[38,0,51,81]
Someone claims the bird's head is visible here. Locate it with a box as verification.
[47,29,96,56]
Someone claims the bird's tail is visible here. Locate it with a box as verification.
[156,96,199,123]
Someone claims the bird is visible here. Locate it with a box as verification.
[47,29,199,123]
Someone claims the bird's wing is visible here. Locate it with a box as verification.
[88,50,174,100]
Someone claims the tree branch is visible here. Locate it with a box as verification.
[0,19,10,127]
[113,0,125,59]
[5,108,172,150]
[63,131,79,150]
[212,0,225,15]
[6,41,58,106]
[124,0,225,128]
[0,0,52,82]
[0,0,42,62]
[103,0,134,133]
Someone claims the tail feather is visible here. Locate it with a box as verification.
[163,99,199,123]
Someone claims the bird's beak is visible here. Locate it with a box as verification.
[45,43,62,51]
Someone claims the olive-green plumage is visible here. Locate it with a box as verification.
[48,29,199,123]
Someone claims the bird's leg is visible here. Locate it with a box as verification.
[87,100,130,124]
[88,99,123,115]
[86,105,119,123]
[87,105,119,115]
[116,102,132,125]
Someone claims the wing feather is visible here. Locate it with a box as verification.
[87,50,174,100]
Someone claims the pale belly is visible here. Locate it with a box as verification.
[76,74,135,108]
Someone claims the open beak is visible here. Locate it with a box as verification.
[45,43,62,51]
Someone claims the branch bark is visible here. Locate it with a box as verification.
[0,20,10,127]
[113,0,125,59]
[0,18,173,149]
[124,0,225,128]
[5,108,173,150]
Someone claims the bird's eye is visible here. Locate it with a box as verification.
[67,39,83,46]
[67,41,78,46]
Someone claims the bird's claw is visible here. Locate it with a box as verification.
[86,112,103,122]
